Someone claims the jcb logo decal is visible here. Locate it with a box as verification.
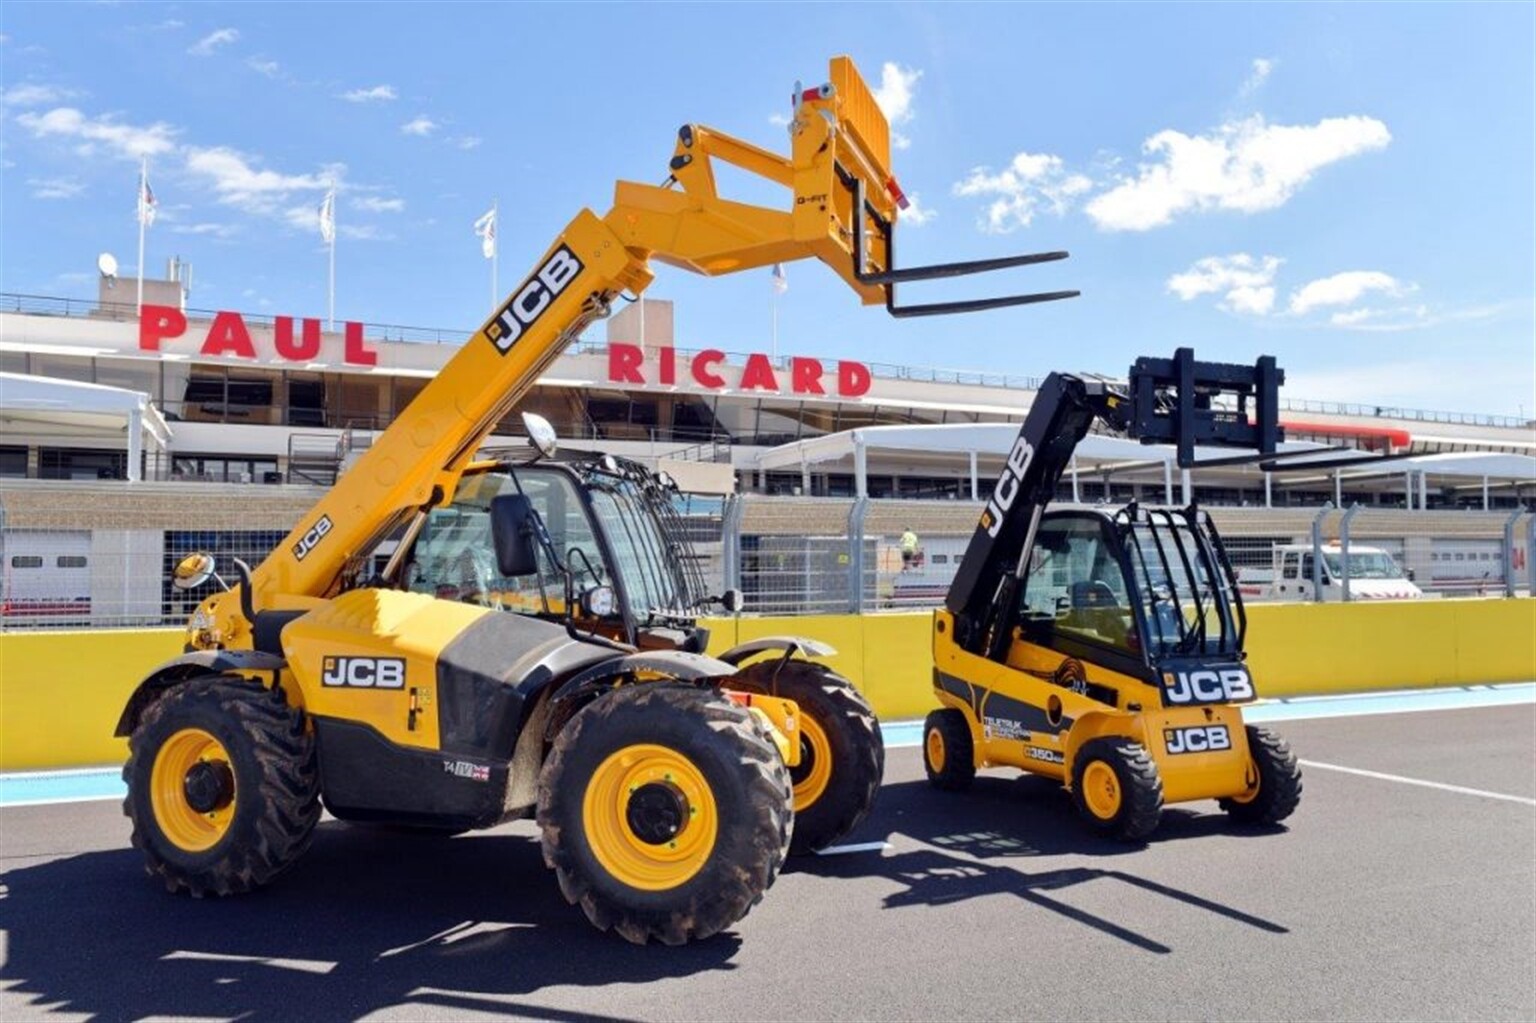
[292,515,333,562]
[485,245,583,355]
[1164,667,1255,705]
[1165,724,1231,755]
[322,656,406,689]
[982,437,1035,538]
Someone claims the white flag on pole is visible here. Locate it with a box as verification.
[771,262,788,294]
[137,165,158,227]
[474,206,497,259]
[318,189,336,244]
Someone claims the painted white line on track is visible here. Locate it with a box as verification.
[815,841,892,856]
[1298,759,1536,806]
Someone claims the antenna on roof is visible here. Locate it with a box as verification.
[97,252,119,290]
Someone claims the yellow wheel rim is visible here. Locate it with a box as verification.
[1081,760,1122,820]
[581,744,719,892]
[150,727,237,853]
[926,726,947,774]
[791,715,834,813]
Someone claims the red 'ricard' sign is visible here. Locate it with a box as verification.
[138,305,379,367]
[607,342,871,397]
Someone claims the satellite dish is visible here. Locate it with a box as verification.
[97,252,119,279]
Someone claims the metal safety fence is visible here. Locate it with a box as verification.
[2,481,1531,629]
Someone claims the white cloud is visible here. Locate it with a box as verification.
[246,58,281,79]
[3,83,81,107]
[901,193,936,227]
[872,62,921,150]
[188,28,239,56]
[353,196,404,213]
[342,84,397,103]
[1238,58,1275,99]
[767,111,791,128]
[1085,114,1390,231]
[171,222,240,238]
[1166,253,1282,315]
[28,176,86,199]
[1289,270,1410,314]
[15,106,177,159]
[952,152,1094,233]
[451,135,482,150]
[400,116,437,136]
[185,146,334,214]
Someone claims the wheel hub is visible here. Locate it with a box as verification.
[183,760,235,814]
[625,782,689,845]
[789,733,818,785]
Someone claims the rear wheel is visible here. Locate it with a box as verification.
[123,677,320,896]
[537,684,792,945]
[729,661,884,855]
[1070,737,1163,841]
[1220,725,1302,824]
[923,708,975,791]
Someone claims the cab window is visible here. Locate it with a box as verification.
[1018,515,1136,654]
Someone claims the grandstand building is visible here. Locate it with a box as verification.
[0,274,1532,509]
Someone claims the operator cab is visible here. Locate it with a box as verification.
[399,456,715,653]
[1011,505,1246,696]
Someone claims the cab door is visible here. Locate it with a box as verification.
[1006,512,1153,699]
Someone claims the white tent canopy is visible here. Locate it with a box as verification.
[0,372,172,481]
[752,422,1331,501]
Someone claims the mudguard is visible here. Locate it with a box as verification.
[544,650,739,739]
[716,635,837,666]
[113,649,287,737]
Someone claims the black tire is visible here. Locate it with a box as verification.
[923,708,975,791]
[1220,725,1303,825]
[123,676,320,896]
[537,684,792,945]
[1070,737,1163,841]
[731,660,884,855]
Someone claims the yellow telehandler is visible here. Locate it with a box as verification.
[114,57,1078,943]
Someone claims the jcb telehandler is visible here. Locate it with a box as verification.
[925,351,1307,840]
[115,57,1079,944]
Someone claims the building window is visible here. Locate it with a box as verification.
[56,555,88,569]
[38,448,129,480]
[0,446,26,478]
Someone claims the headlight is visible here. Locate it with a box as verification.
[582,585,617,617]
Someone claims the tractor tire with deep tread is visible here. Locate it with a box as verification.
[1220,725,1303,825]
[1071,736,1164,842]
[730,660,883,855]
[123,676,320,896]
[537,683,793,945]
[923,708,975,791]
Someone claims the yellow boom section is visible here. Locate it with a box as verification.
[193,56,1056,644]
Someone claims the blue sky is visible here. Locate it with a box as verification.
[3,2,1532,416]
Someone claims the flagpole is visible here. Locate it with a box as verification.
[492,199,499,309]
[771,294,778,362]
[136,158,147,314]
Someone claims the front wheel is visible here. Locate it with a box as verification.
[537,684,792,945]
[730,661,884,855]
[1070,737,1163,842]
[1220,725,1302,824]
[123,677,320,896]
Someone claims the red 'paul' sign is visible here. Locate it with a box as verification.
[138,306,378,367]
[607,343,870,397]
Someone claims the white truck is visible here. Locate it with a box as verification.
[1247,543,1423,601]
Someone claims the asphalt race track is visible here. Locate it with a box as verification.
[2,703,1533,1022]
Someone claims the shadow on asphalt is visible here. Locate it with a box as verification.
[789,775,1290,954]
[0,821,737,1021]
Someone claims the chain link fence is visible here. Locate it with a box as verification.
[2,480,1531,629]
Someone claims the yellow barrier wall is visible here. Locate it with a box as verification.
[1,628,183,771]
[2,599,1532,770]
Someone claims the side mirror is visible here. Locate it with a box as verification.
[173,552,220,591]
[718,588,743,614]
[489,494,540,577]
